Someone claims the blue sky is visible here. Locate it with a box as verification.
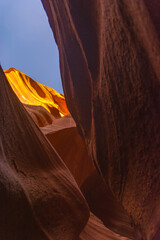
[0,0,63,93]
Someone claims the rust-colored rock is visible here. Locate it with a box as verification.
[5,67,95,187]
[42,116,135,238]
[42,1,160,239]
[0,65,132,239]
[0,66,89,239]
[5,68,134,238]
[81,170,136,239]
[41,115,95,187]
[80,213,129,240]
[24,104,54,127]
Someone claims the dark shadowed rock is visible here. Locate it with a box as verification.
[0,66,89,239]
[42,1,160,239]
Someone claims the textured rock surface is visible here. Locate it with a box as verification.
[42,117,136,238]
[4,68,70,127]
[24,104,54,127]
[81,171,136,239]
[42,1,160,239]
[5,68,69,118]
[2,67,134,239]
[42,115,94,187]
[5,68,95,187]
[80,213,129,240]
[1,64,133,239]
[0,66,89,239]
[5,68,134,238]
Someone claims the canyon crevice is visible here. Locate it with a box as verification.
[0,0,160,239]
[41,1,160,239]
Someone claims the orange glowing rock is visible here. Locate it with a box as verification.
[4,68,69,117]
[0,66,90,239]
[1,65,132,240]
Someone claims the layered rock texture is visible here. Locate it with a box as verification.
[1,66,90,239]
[5,68,69,123]
[1,67,133,239]
[41,1,160,239]
[1,0,160,239]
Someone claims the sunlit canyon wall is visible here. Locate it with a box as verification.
[41,1,160,239]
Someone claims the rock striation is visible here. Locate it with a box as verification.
[1,67,134,239]
[0,66,89,239]
[41,1,160,239]
[1,0,160,238]
[41,115,95,187]
[5,68,69,118]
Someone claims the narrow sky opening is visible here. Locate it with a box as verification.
[0,0,63,93]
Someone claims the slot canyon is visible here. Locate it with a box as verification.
[0,1,160,239]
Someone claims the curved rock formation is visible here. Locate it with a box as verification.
[5,68,69,118]
[81,171,136,239]
[5,67,95,187]
[41,1,160,239]
[5,68,135,238]
[24,104,54,127]
[41,115,94,187]
[1,64,133,239]
[2,1,160,238]
[80,213,129,240]
[0,66,89,239]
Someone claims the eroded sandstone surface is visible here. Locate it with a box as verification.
[0,66,89,239]
[41,1,160,239]
[1,0,160,239]
[1,67,134,239]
